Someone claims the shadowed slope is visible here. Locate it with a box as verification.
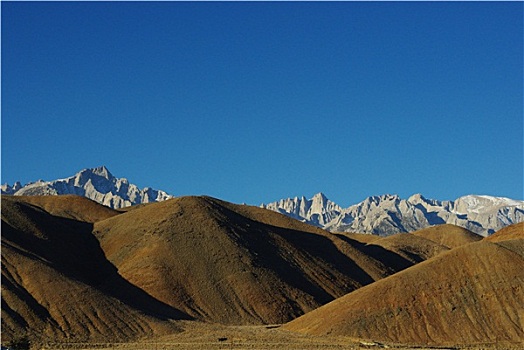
[285,237,524,346]
[340,225,481,273]
[331,229,451,278]
[94,196,396,325]
[1,197,186,343]
[367,233,448,264]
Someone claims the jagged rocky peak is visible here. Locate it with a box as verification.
[1,181,22,195]
[408,193,427,203]
[88,165,114,179]
[312,192,328,201]
[3,166,173,209]
[357,194,399,211]
[263,193,524,237]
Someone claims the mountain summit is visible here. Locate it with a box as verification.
[263,193,524,237]
[1,166,172,209]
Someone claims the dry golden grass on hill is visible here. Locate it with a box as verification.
[1,197,183,343]
[485,222,523,242]
[285,238,524,346]
[93,196,403,325]
[367,232,449,264]
[413,224,483,249]
[36,321,524,350]
[2,194,522,349]
[3,195,406,343]
[4,195,120,223]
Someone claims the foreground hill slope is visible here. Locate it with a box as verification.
[485,222,524,243]
[285,230,524,346]
[4,194,513,346]
[94,196,405,325]
[1,196,185,343]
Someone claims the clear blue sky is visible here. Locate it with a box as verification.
[2,2,523,206]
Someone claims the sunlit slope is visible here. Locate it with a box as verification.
[5,194,120,223]
[285,238,524,346]
[485,221,523,242]
[94,196,399,325]
[1,197,184,343]
[413,224,482,248]
[4,194,508,345]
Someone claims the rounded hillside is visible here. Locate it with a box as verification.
[93,195,398,325]
[369,232,449,264]
[412,224,482,249]
[1,196,183,343]
[284,239,524,346]
[485,222,524,242]
[3,194,119,223]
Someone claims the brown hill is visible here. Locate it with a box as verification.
[93,196,405,325]
[5,194,493,345]
[1,196,185,343]
[332,229,452,277]
[412,224,482,249]
[284,238,524,346]
[347,225,483,274]
[364,233,449,268]
[485,222,524,242]
[3,195,120,223]
[3,194,414,342]
[343,232,381,244]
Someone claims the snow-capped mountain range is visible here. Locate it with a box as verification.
[3,166,523,236]
[261,192,524,237]
[1,166,172,209]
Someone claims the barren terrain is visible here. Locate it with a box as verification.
[2,195,523,349]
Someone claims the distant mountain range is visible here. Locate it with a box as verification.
[261,192,524,237]
[1,166,172,209]
[2,166,522,236]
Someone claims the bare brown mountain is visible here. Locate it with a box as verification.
[8,194,120,223]
[4,194,519,347]
[2,194,418,342]
[93,196,402,325]
[330,225,479,277]
[285,230,524,346]
[1,196,186,343]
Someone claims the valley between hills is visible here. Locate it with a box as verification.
[1,194,523,349]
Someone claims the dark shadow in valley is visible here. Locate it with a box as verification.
[1,201,192,321]
[206,201,376,306]
[333,233,416,273]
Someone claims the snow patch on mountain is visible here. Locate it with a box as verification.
[1,166,173,209]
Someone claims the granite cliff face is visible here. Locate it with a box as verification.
[263,193,524,237]
[1,166,172,209]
